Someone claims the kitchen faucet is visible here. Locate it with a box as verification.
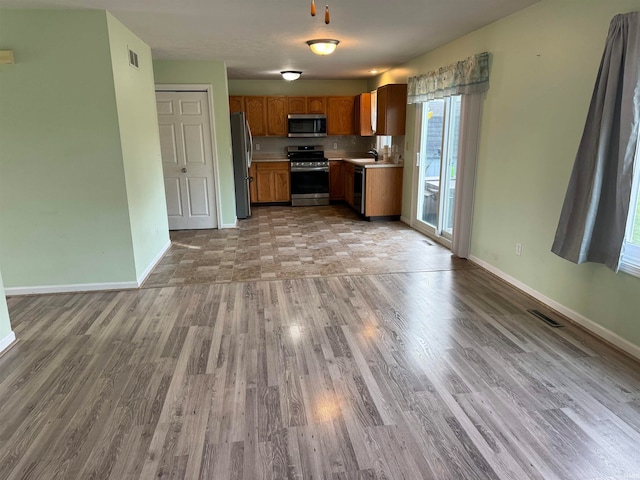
[367,148,379,162]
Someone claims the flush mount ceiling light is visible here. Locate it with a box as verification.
[306,39,340,56]
[281,70,302,81]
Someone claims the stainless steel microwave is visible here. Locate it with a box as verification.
[287,114,327,137]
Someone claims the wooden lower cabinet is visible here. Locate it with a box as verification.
[343,162,355,207]
[364,167,403,217]
[250,161,290,203]
[329,160,344,200]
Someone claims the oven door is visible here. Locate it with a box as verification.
[290,168,330,206]
[290,169,329,196]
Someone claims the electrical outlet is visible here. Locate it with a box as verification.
[515,243,522,256]
[255,143,260,151]
[333,142,338,150]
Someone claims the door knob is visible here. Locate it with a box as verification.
[181,168,187,173]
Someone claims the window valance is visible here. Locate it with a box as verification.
[407,52,490,103]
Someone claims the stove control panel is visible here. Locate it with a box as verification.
[291,161,328,167]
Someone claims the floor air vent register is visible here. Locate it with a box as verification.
[527,309,564,328]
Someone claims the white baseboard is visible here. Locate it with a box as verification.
[220,221,238,229]
[5,240,173,296]
[5,281,139,296]
[136,240,172,286]
[469,255,640,361]
[0,331,16,354]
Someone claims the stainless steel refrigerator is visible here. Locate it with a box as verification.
[230,112,253,219]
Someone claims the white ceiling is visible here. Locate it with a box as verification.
[0,0,539,79]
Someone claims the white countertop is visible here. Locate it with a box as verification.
[341,158,404,169]
[251,157,288,163]
[251,156,403,168]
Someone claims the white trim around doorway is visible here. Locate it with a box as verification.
[154,83,224,230]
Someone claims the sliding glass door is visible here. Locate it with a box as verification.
[415,96,462,242]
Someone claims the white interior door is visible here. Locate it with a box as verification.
[156,91,217,230]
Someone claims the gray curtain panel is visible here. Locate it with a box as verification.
[552,12,640,271]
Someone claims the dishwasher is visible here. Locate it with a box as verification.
[353,166,365,215]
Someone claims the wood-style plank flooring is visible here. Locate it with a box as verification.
[2,213,640,479]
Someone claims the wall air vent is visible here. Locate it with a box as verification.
[128,48,139,69]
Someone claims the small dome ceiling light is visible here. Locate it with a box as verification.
[306,39,340,56]
[281,70,302,81]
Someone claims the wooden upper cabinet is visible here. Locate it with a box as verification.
[267,96,288,136]
[327,96,355,135]
[287,97,307,114]
[244,96,267,136]
[376,84,407,136]
[355,93,374,136]
[307,96,327,114]
[229,96,244,113]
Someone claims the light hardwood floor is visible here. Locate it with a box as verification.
[2,218,640,479]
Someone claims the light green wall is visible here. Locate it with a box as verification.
[107,13,170,280]
[228,79,369,96]
[370,0,640,347]
[0,270,12,341]
[0,10,136,287]
[153,60,235,226]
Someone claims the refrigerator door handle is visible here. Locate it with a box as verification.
[246,120,253,167]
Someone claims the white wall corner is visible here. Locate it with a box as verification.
[400,216,411,226]
[221,219,238,229]
[136,240,172,286]
[469,255,640,362]
[0,331,16,355]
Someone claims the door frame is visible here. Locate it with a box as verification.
[409,102,452,249]
[155,84,224,229]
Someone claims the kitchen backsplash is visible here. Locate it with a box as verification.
[252,135,405,160]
